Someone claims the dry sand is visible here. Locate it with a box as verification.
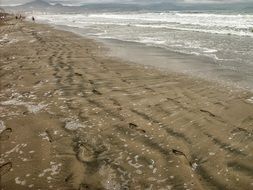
[0,18,253,190]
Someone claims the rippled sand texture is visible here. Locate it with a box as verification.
[1,20,253,190]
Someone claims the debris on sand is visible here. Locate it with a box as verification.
[0,120,6,134]
[64,120,86,131]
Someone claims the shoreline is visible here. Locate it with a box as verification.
[100,38,253,92]
[1,19,253,190]
[47,23,253,92]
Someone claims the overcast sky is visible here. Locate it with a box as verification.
[1,0,252,6]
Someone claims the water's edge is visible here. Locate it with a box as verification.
[40,22,253,92]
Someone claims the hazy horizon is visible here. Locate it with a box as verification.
[1,0,253,6]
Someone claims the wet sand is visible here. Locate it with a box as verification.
[0,19,253,190]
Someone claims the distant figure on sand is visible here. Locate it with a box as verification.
[16,15,25,21]
[32,16,35,22]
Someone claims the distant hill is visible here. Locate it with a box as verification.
[1,0,253,13]
[23,0,51,7]
[1,0,70,13]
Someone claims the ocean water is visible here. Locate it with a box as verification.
[36,11,253,90]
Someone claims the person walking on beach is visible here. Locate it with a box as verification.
[32,16,35,22]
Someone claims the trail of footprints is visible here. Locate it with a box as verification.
[1,23,252,190]
[42,35,252,189]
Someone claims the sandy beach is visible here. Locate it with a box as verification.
[1,18,253,190]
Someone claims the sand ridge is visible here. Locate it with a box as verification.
[0,19,253,190]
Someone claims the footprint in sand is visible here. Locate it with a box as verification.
[128,123,138,129]
[231,127,253,138]
[0,162,12,176]
[128,123,146,134]
[0,128,12,141]
[79,183,90,190]
[172,149,197,170]
[77,144,96,163]
[121,79,131,84]
[64,173,74,183]
[172,149,187,157]
[74,72,83,77]
[92,89,102,95]
[231,127,248,134]
[45,130,54,142]
[89,80,94,85]
[172,149,189,163]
